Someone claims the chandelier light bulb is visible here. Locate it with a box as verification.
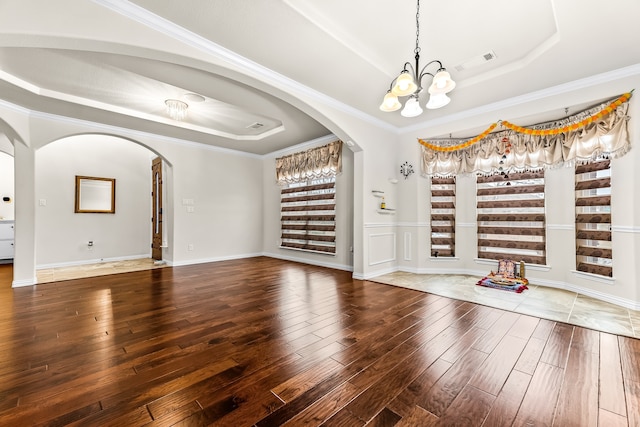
[401,96,423,117]
[391,72,417,96]
[426,93,451,109]
[429,70,456,94]
[379,91,402,112]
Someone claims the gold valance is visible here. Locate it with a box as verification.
[420,93,632,177]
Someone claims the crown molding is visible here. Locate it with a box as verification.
[402,63,640,135]
[0,98,264,159]
[91,0,398,134]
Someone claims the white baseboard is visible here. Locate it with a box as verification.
[170,252,263,267]
[12,278,36,288]
[262,251,353,272]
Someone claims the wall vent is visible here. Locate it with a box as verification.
[454,50,497,72]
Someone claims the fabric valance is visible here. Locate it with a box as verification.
[276,140,343,184]
[420,93,632,177]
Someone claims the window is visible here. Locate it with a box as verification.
[275,140,342,255]
[575,160,612,277]
[280,177,336,254]
[477,171,546,265]
[430,177,455,257]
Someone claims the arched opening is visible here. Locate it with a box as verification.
[34,134,173,282]
[0,148,15,287]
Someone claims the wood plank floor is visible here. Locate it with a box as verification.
[0,257,638,426]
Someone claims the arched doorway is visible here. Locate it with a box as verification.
[33,134,172,282]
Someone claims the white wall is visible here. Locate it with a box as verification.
[0,152,14,220]
[262,137,354,271]
[35,135,153,266]
[166,143,263,265]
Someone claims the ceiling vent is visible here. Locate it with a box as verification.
[454,50,497,72]
[246,122,264,130]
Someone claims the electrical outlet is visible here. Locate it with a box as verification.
[188,243,194,251]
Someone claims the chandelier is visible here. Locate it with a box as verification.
[379,0,456,118]
[165,99,188,121]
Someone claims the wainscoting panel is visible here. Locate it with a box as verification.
[404,232,412,261]
[368,232,396,266]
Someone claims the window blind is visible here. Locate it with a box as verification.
[280,177,336,254]
[477,171,546,265]
[575,160,612,277]
[431,177,455,257]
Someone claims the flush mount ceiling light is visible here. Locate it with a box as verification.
[379,0,456,117]
[165,99,188,121]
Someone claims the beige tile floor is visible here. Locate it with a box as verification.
[370,271,640,339]
[36,258,166,283]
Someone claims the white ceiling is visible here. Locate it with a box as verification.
[1,0,639,154]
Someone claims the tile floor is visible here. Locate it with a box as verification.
[369,271,640,339]
[36,258,166,283]
[19,259,640,339]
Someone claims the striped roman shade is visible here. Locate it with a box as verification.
[477,171,546,265]
[431,177,455,257]
[575,160,612,277]
[280,178,336,254]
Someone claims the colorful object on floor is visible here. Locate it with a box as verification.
[477,259,529,293]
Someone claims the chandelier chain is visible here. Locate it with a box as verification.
[414,0,421,55]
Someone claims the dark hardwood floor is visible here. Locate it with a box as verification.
[0,257,638,426]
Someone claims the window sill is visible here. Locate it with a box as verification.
[280,246,336,256]
[429,256,460,261]
[474,258,551,272]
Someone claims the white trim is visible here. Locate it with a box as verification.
[570,269,615,285]
[547,224,574,231]
[262,252,353,272]
[170,252,263,267]
[12,278,36,288]
[364,223,397,229]
[429,256,461,262]
[0,98,263,159]
[403,232,412,261]
[36,254,152,270]
[278,246,337,257]
[396,222,429,228]
[529,276,639,311]
[457,222,476,228]
[368,232,397,266]
[357,266,398,280]
[0,70,286,142]
[612,225,640,234]
[473,258,552,272]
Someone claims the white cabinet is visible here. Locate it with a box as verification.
[0,220,14,260]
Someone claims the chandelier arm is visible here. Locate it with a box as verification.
[401,61,415,74]
[417,59,444,78]
[416,71,434,91]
